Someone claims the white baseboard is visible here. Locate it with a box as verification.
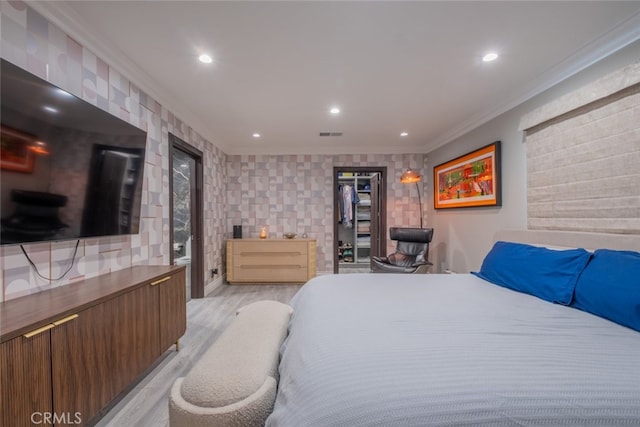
[204,275,225,296]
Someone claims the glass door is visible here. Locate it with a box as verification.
[169,133,204,299]
[172,148,195,300]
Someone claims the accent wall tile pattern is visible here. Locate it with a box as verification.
[0,1,227,301]
[226,153,428,274]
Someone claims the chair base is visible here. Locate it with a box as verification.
[371,257,432,274]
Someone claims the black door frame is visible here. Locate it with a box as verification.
[169,133,204,299]
[333,166,387,273]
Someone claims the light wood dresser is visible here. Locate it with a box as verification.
[227,238,316,284]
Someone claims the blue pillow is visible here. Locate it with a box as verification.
[572,249,640,332]
[472,241,591,304]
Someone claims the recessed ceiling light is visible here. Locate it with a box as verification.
[330,107,340,115]
[43,106,58,113]
[252,133,261,138]
[400,132,409,137]
[198,54,213,64]
[482,52,498,62]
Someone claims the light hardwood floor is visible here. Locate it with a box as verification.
[96,283,302,427]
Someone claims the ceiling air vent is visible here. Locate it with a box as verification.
[319,132,343,137]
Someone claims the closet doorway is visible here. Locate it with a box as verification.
[169,134,204,299]
[333,167,387,274]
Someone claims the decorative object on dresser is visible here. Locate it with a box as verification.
[0,265,186,427]
[226,239,316,284]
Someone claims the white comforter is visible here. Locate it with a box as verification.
[266,273,640,426]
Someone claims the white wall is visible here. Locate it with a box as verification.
[426,40,640,273]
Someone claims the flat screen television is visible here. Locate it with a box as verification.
[1,59,148,245]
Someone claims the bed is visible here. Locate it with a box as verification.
[265,232,640,426]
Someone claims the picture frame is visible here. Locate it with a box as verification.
[1,125,35,173]
[433,141,501,209]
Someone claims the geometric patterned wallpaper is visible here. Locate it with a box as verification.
[0,1,226,301]
[0,2,426,300]
[226,153,428,273]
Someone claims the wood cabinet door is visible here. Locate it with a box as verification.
[1,330,52,427]
[111,284,160,393]
[50,285,162,425]
[157,271,186,352]
[50,304,114,425]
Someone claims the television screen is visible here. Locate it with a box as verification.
[1,59,148,245]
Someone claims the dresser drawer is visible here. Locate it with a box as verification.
[233,264,308,283]
[233,241,308,260]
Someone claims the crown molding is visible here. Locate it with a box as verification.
[424,10,640,154]
[26,2,640,157]
[28,1,229,152]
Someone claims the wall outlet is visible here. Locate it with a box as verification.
[211,268,218,278]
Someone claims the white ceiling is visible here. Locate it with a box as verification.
[35,1,640,155]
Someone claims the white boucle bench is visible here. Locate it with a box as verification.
[169,300,293,427]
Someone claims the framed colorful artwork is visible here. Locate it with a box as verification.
[433,141,501,209]
[0,125,36,173]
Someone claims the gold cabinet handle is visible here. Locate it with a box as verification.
[53,314,79,326]
[22,314,79,338]
[151,276,171,286]
[23,324,55,338]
